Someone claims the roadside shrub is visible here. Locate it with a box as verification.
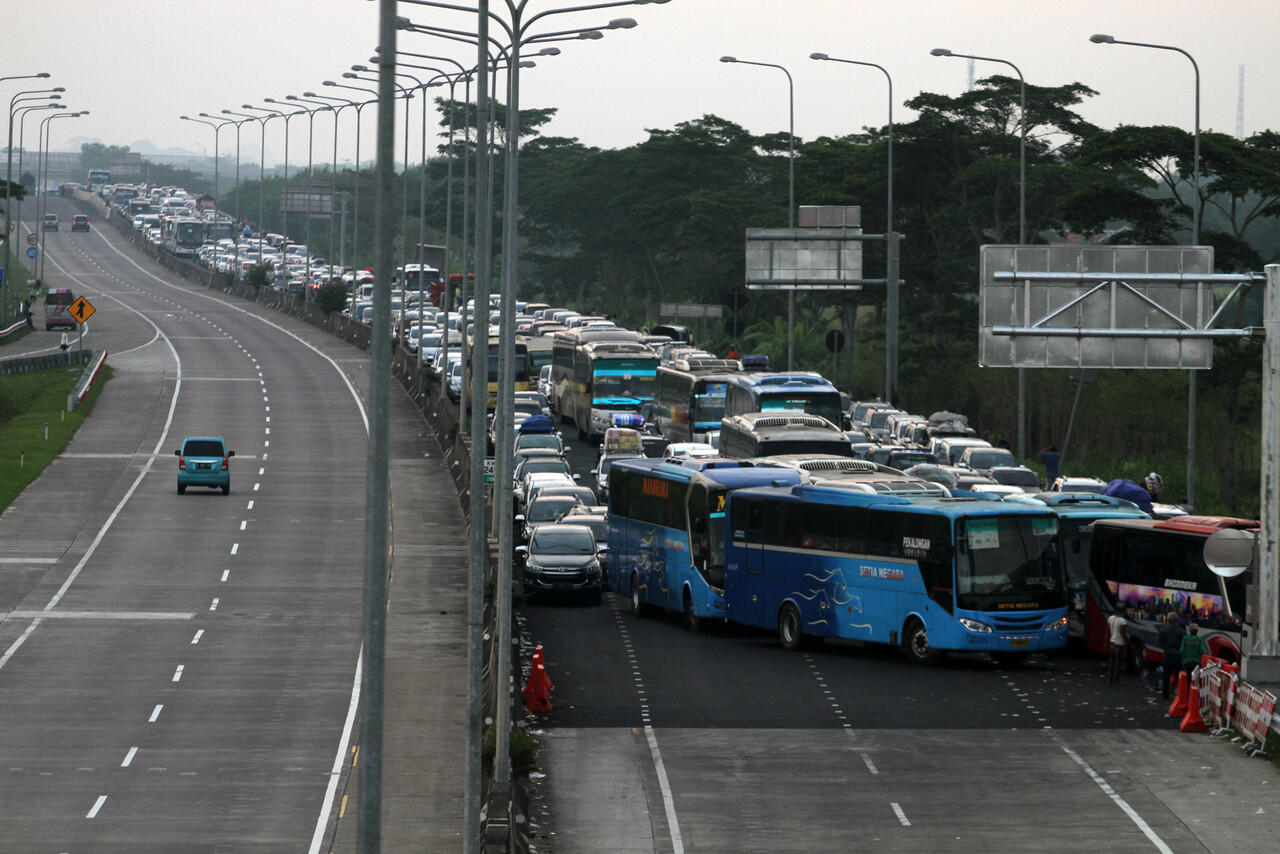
[315,282,348,316]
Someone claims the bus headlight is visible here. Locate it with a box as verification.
[959,618,993,633]
[1043,616,1068,633]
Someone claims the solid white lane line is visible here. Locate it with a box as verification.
[0,558,57,564]
[149,704,163,723]
[172,665,184,682]
[191,629,204,645]
[643,726,684,854]
[1055,738,1173,853]
[121,747,137,767]
[860,753,879,775]
[891,802,911,826]
[86,795,107,818]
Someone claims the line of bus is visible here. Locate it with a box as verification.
[552,328,658,441]
[606,457,803,630]
[654,357,741,444]
[467,333,530,411]
[723,484,1069,663]
[1084,515,1260,669]
[723,372,844,426]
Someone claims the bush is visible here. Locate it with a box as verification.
[315,281,349,316]
[481,725,540,777]
[245,263,271,291]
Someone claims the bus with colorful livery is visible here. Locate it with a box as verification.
[607,458,803,631]
[654,358,741,444]
[1084,515,1259,669]
[723,485,1070,663]
[559,338,659,442]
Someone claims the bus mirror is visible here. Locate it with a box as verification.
[1204,528,1256,578]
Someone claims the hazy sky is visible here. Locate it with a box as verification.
[9,0,1279,171]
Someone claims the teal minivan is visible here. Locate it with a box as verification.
[175,437,235,495]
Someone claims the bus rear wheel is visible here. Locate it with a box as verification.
[630,573,647,617]
[778,602,804,651]
[902,618,941,666]
[683,590,700,633]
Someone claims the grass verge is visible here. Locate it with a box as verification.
[0,363,112,510]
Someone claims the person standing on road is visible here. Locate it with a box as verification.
[1180,623,1208,676]
[1107,608,1128,686]
[1157,613,1185,699]
[1041,444,1062,486]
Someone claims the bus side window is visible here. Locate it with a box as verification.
[746,499,765,543]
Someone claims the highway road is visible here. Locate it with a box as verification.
[0,197,368,852]
[522,431,1280,853]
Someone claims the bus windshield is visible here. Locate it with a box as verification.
[692,381,728,425]
[956,515,1066,611]
[760,393,842,426]
[593,359,656,403]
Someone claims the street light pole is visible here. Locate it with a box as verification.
[810,52,898,404]
[324,81,380,271]
[180,114,231,213]
[218,111,257,236]
[1091,33,1201,509]
[37,110,85,283]
[4,81,61,321]
[720,55,796,369]
[305,91,359,275]
[276,97,331,290]
[14,102,63,288]
[933,47,1028,461]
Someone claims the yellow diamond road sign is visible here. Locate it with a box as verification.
[69,296,96,324]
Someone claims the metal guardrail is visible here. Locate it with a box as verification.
[0,348,91,375]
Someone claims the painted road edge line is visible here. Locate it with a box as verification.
[644,725,684,854]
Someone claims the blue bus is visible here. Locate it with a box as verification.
[723,372,843,426]
[607,458,803,631]
[1027,493,1150,640]
[723,485,1069,664]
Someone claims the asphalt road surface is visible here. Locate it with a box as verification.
[0,198,368,852]
[521,427,1280,854]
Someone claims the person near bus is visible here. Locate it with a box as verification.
[59,331,69,352]
[1106,609,1128,686]
[1157,613,1185,699]
[726,344,740,360]
[1179,623,1208,675]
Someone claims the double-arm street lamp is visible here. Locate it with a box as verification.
[932,46,1030,463]
[720,55,796,369]
[245,102,309,277]
[203,112,253,226]
[278,96,333,286]
[1090,33,1202,508]
[810,52,899,404]
[37,110,87,282]
[222,107,277,257]
[180,114,233,204]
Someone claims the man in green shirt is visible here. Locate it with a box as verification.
[1179,623,1209,675]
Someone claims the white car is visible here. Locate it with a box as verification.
[665,442,718,459]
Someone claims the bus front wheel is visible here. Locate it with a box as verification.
[778,603,804,651]
[683,589,700,633]
[902,618,941,666]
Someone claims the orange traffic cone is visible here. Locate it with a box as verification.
[524,663,552,712]
[1168,670,1190,718]
[1180,679,1207,733]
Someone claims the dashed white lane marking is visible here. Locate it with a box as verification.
[149,705,163,723]
[209,598,219,611]
[230,543,238,555]
[86,795,107,818]
[258,468,265,476]
[891,802,911,826]
[171,665,184,683]
[240,521,247,531]
[221,570,230,582]
[804,653,851,729]
[247,500,254,510]
[191,629,204,645]
[606,597,682,852]
[860,753,879,775]
[253,483,260,492]
[121,747,137,768]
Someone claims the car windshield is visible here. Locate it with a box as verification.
[183,440,224,457]
[956,515,1067,610]
[994,469,1041,489]
[531,527,596,555]
[968,449,1016,469]
[528,498,579,523]
[516,435,561,452]
[520,460,569,478]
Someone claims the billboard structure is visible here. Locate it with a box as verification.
[280,188,334,216]
[979,244,1258,370]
